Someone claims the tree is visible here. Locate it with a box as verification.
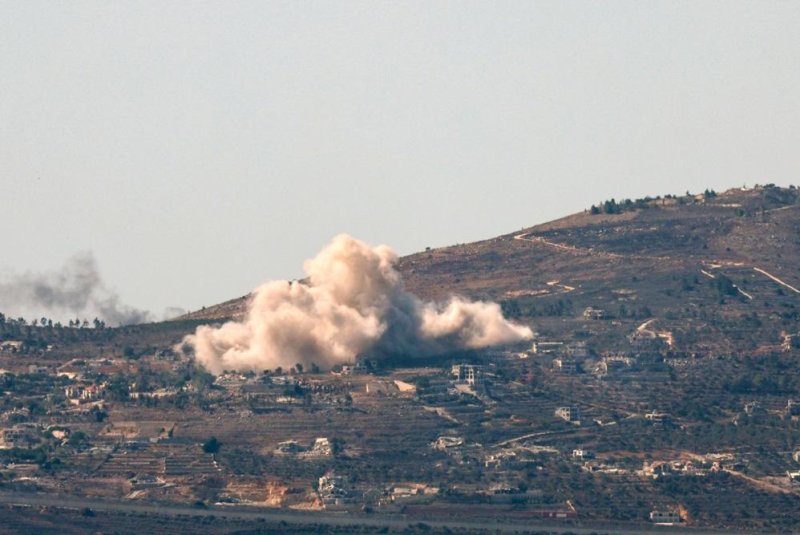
[202,436,220,454]
[715,275,738,297]
[106,375,129,401]
[68,431,88,446]
[603,199,620,214]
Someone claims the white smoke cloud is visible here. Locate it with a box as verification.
[0,252,152,325]
[184,234,532,375]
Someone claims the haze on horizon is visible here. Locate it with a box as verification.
[1,1,799,320]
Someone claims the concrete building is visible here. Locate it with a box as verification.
[650,510,681,524]
[451,364,479,386]
[432,436,464,451]
[572,448,593,459]
[309,437,333,456]
[318,471,349,508]
[274,440,304,455]
[64,384,105,403]
[645,412,671,426]
[0,341,23,353]
[565,341,589,358]
[555,406,580,423]
[531,341,563,354]
[744,401,766,417]
[0,424,41,449]
[583,307,606,320]
[553,357,578,374]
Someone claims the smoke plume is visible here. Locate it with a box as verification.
[185,234,532,375]
[0,252,151,325]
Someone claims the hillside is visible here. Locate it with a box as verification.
[182,185,800,356]
[4,184,800,533]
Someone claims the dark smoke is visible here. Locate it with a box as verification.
[0,252,151,325]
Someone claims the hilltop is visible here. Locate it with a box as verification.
[182,184,800,356]
[3,184,800,532]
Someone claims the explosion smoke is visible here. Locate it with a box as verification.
[0,252,151,325]
[185,235,532,375]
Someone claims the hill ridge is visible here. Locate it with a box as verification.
[180,184,800,357]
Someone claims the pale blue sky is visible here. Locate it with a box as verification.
[1,1,799,318]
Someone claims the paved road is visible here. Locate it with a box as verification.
[0,490,749,535]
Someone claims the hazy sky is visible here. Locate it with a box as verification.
[1,1,799,319]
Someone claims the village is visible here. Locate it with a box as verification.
[2,314,800,532]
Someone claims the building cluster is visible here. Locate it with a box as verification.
[318,471,350,508]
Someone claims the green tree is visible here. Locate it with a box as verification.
[202,436,220,454]
[106,375,129,401]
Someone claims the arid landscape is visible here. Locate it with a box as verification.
[2,185,800,533]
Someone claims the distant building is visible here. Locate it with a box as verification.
[318,471,349,508]
[555,406,580,423]
[452,364,479,386]
[645,412,671,426]
[353,357,372,373]
[565,341,589,358]
[0,341,23,353]
[553,357,578,374]
[274,440,305,455]
[484,451,518,469]
[270,375,298,386]
[432,436,464,451]
[64,384,105,403]
[782,333,799,352]
[572,448,593,459]
[650,510,682,524]
[583,307,606,320]
[0,424,41,449]
[129,388,177,401]
[628,330,665,350]
[594,356,632,377]
[744,401,766,417]
[390,484,433,504]
[531,341,563,355]
[309,437,333,456]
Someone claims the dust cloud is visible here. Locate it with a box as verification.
[185,235,532,374]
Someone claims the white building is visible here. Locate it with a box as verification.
[451,364,479,386]
[650,510,681,524]
[555,406,580,423]
[318,471,349,507]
